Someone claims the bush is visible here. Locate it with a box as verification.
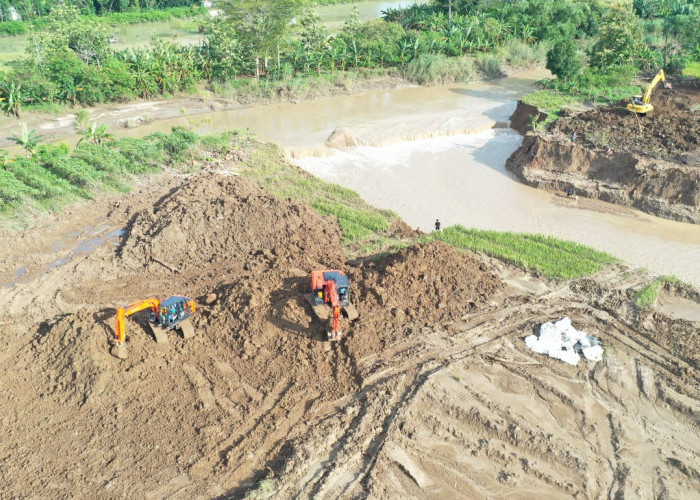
[403,54,476,85]
[5,158,76,199]
[475,54,503,79]
[0,21,27,36]
[111,137,164,172]
[72,143,130,174]
[0,169,37,211]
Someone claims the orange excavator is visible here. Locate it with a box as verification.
[305,270,359,341]
[111,295,196,359]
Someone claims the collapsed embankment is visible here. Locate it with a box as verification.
[506,85,700,224]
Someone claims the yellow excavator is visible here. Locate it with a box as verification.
[111,295,196,359]
[627,69,670,115]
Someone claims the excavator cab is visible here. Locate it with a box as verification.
[306,270,359,341]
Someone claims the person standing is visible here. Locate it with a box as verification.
[434,219,441,231]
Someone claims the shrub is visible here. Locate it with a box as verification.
[72,143,130,174]
[403,54,476,85]
[5,158,75,198]
[475,54,503,79]
[111,137,164,172]
[0,21,27,36]
[0,170,37,211]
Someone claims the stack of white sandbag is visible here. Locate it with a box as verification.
[524,317,603,366]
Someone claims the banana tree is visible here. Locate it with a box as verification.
[8,124,44,157]
[0,82,25,118]
[77,122,113,146]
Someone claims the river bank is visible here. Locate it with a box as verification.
[506,85,700,225]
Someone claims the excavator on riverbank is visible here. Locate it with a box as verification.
[305,270,359,341]
[627,69,670,115]
[111,295,196,359]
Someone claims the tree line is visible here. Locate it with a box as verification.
[0,0,699,117]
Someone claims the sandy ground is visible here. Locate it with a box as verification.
[1,151,699,498]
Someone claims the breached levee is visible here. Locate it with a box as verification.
[506,134,700,224]
[505,94,700,225]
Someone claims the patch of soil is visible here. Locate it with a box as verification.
[553,88,700,160]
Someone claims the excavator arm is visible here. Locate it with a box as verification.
[114,298,161,344]
[324,280,342,339]
[643,69,665,103]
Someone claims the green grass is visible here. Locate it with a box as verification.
[0,126,201,215]
[427,225,618,279]
[635,275,683,308]
[684,61,700,78]
[237,141,397,244]
[402,54,477,85]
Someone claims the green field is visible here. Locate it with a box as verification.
[684,61,700,78]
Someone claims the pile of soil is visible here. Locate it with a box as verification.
[117,173,345,272]
[2,167,699,498]
[506,85,700,224]
[553,88,700,160]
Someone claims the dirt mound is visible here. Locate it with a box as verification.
[347,242,504,359]
[553,88,700,160]
[509,99,548,135]
[506,86,700,223]
[22,312,114,405]
[118,173,344,272]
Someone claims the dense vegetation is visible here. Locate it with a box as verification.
[0,0,198,22]
[0,0,698,116]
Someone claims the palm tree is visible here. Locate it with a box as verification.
[8,124,43,157]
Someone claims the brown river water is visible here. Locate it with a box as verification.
[108,69,700,288]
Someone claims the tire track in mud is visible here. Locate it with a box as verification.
[254,278,700,498]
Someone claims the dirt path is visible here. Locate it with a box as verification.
[1,161,699,498]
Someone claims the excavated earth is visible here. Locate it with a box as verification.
[507,84,700,224]
[1,162,700,498]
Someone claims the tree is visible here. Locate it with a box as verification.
[8,124,44,157]
[297,8,327,74]
[589,9,643,69]
[546,37,582,80]
[26,5,109,68]
[77,122,114,146]
[216,0,306,78]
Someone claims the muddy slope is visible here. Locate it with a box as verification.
[2,162,699,498]
[507,86,700,223]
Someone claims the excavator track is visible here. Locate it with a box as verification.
[150,323,169,344]
[178,318,196,339]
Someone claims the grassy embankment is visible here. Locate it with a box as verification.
[0,128,616,279]
[635,275,683,308]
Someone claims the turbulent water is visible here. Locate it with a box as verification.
[295,129,700,288]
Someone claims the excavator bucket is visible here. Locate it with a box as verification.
[110,343,129,360]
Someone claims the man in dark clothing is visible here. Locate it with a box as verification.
[566,187,574,198]
[435,219,441,231]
